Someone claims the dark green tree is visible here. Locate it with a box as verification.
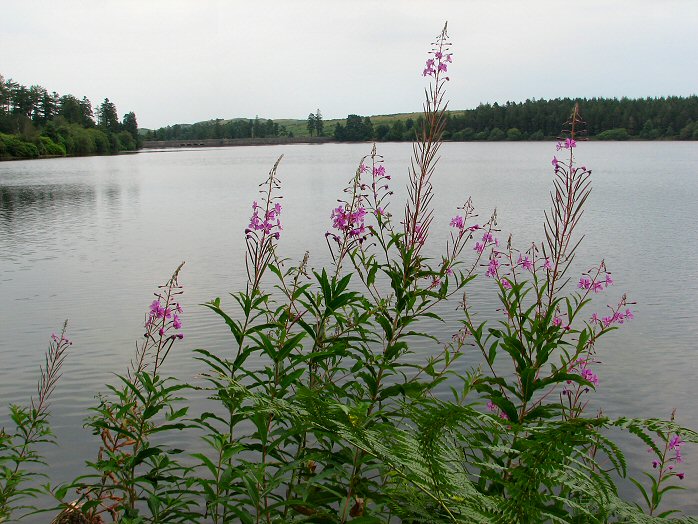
[97,98,120,132]
[315,109,323,136]
[80,97,95,127]
[59,95,84,125]
[122,111,139,142]
[307,112,317,136]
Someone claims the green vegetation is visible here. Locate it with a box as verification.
[145,96,698,144]
[306,109,324,136]
[0,74,140,160]
[145,116,291,141]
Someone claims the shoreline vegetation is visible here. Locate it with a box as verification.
[1,88,697,161]
[0,73,140,162]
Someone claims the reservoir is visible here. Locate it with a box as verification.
[1,141,697,516]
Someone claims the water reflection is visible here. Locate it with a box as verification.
[0,184,95,225]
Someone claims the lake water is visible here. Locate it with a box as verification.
[1,142,697,517]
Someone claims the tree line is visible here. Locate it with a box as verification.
[145,116,290,141]
[336,95,698,142]
[0,73,140,160]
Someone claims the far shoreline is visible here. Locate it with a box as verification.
[1,137,694,162]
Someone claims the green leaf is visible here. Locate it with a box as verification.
[132,446,162,467]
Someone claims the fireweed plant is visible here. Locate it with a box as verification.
[0,323,71,523]
[1,23,696,523]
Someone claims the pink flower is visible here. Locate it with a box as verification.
[590,313,599,324]
[517,255,533,271]
[173,314,182,330]
[677,472,685,480]
[501,279,512,290]
[373,165,385,177]
[359,163,368,173]
[669,435,684,450]
[624,308,634,320]
[438,62,448,73]
[578,277,592,290]
[604,274,614,287]
[450,215,465,229]
[581,368,599,386]
[474,242,485,254]
[486,258,500,278]
[543,258,553,270]
[423,58,436,77]
[552,156,559,168]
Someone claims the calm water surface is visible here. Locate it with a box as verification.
[1,142,697,516]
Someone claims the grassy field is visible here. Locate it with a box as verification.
[275,112,424,137]
[139,111,428,138]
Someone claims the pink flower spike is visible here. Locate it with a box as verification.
[486,258,500,278]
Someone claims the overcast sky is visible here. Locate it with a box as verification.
[2,0,697,129]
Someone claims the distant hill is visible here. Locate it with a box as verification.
[143,96,698,143]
